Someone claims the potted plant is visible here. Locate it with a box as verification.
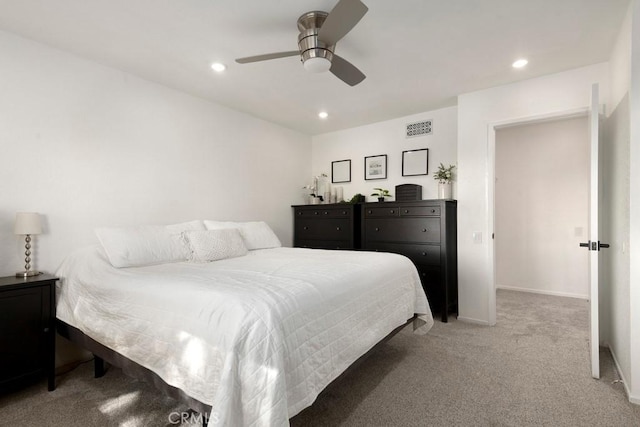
[433,163,455,199]
[371,188,392,202]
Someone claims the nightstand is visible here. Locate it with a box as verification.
[0,274,57,392]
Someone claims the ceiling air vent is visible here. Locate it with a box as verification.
[405,120,432,138]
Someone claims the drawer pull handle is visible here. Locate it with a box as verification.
[421,252,426,256]
[336,227,341,231]
[303,226,308,230]
[375,227,380,232]
[314,212,319,215]
[368,210,372,214]
[390,210,395,214]
[422,229,427,232]
[431,209,436,213]
[342,211,347,215]
[324,211,329,215]
[404,209,409,213]
[298,212,302,215]
[44,327,50,333]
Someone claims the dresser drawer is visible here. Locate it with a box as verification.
[365,218,441,243]
[366,243,440,266]
[295,218,350,240]
[363,206,400,218]
[295,207,352,218]
[399,206,441,217]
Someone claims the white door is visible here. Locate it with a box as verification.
[584,83,605,379]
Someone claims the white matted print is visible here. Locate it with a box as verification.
[364,154,387,180]
[402,149,429,176]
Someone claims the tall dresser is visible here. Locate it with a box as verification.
[361,200,457,322]
[292,204,361,250]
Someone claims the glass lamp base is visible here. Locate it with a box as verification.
[16,270,41,278]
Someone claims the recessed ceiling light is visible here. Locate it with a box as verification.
[318,111,329,119]
[211,62,226,72]
[512,59,528,69]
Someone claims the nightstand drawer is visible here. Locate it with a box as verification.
[366,243,440,266]
[365,218,441,243]
[0,275,57,392]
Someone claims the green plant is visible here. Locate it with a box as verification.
[371,188,392,198]
[348,193,365,204]
[433,163,456,184]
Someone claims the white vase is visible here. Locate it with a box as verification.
[438,182,452,199]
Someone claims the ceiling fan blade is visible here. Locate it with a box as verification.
[318,0,368,45]
[235,51,299,64]
[330,55,365,86]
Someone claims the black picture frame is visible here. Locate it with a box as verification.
[402,149,429,176]
[331,159,351,183]
[364,154,388,180]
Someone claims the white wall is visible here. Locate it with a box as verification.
[0,30,312,278]
[601,0,634,403]
[627,0,640,405]
[456,62,609,324]
[495,117,589,299]
[311,106,457,202]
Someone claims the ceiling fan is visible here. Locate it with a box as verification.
[235,0,368,86]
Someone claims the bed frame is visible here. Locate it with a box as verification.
[57,315,416,425]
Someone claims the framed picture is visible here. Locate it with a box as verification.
[402,149,429,176]
[331,159,351,183]
[364,154,387,180]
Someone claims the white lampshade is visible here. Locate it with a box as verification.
[14,212,42,235]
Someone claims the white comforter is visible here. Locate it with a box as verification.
[56,246,433,426]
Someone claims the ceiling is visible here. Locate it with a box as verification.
[0,0,629,135]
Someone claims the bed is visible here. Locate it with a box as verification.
[55,221,433,426]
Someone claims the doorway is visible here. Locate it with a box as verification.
[494,116,590,300]
[486,108,591,326]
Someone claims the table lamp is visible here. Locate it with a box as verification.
[14,212,42,277]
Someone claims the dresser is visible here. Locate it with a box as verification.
[361,200,457,322]
[292,204,361,250]
[0,274,57,391]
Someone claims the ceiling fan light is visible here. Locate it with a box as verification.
[304,57,331,73]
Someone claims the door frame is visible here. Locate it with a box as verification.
[486,107,590,326]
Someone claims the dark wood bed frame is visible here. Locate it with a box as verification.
[57,315,416,425]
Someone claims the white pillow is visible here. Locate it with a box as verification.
[165,220,205,233]
[182,229,248,262]
[95,226,189,268]
[203,220,281,250]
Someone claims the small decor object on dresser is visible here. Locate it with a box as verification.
[433,163,456,200]
[371,188,392,202]
[396,184,423,201]
[0,274,58,392]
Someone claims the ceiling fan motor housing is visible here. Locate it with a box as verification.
[297,11,335,72]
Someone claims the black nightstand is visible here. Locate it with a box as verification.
[0,274,57,392]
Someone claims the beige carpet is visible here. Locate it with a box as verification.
[1,290,639,426]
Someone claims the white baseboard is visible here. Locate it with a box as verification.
[457,316,491,326]
[605,343,640,405]
[496,285,588,300]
